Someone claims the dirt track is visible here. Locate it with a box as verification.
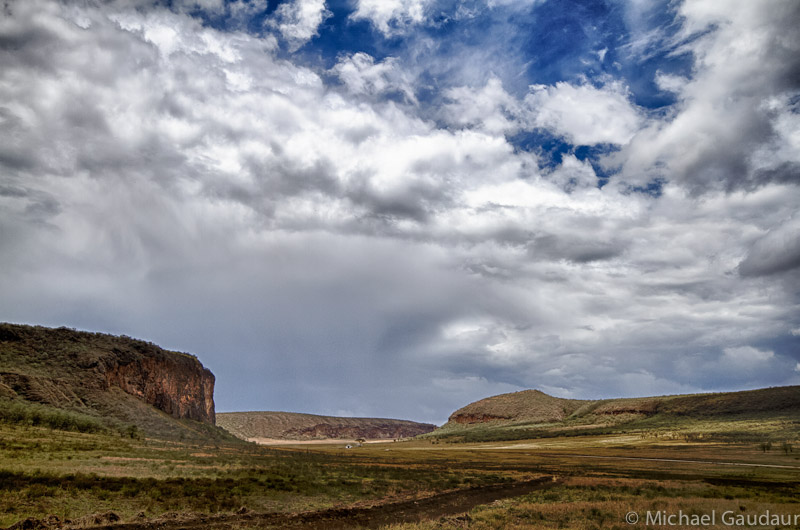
[82,476,557,530]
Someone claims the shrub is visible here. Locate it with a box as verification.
[0,399,106,434]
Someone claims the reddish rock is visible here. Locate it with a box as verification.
[103,349,215,424]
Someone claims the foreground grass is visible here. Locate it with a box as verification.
[381,475,800,530]
[0,425,502,527]
[1,424,798,528]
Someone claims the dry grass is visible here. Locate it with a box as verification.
[379,475,800,530]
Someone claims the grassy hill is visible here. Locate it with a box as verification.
[431,386,800,443]
[0,323,237,442]
[217,411,436,441]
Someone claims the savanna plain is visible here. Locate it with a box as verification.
[1,421,799,530]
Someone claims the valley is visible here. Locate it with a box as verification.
[1,324,798,529]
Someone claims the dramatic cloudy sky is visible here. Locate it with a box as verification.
[1,0,799,424]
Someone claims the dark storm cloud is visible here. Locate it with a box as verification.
[527,234,626,263]
[738,216,800,277]
[748,162,800,190]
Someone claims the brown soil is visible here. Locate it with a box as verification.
[17,476,556,530]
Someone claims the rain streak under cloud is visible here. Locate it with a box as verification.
[0,0,799,424]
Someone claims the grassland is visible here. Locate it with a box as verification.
[2,324,797,529]
[0,422,513,528]
[1,419,798,529]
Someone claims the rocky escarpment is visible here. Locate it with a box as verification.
[102,346,215,424]
[0,323,216,426]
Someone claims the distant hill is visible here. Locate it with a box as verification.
[448,389,585,425]
[0,322,235,442]
[433,386,800,442]
[217,411,436,441]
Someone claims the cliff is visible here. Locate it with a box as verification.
[102,347,215,424]
[0,323,216,430]
[217,411,436,441]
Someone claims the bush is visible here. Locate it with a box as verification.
[0,399,106,434]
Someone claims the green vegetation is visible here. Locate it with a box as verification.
[0,423,502,527]
[1,416,798,528]
[0,398,107,434]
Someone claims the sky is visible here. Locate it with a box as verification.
[1,0,799,425]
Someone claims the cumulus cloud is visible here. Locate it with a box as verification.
[349,0,433,36]
[1,0,799,422]
[524,81,643,145]
[614,0,800,193]
[331,53,417,103]
[269,0,331,51]
[441,77,521,136]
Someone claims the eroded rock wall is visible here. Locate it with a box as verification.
[103,352,215,424]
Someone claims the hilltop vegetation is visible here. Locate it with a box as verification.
[431,386,800,443]
[217,411,436,441]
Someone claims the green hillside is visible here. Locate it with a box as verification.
[431,386,800,443]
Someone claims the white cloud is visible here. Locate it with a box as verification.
[349,0,433,36]
[524,81,643,145]
[1,0,799,422]
[723,346,774,364]
[331,53,417,103]
[614,0,800,192]
[654,71,688,94]
[269,0,331,52]
[441,76,520,136]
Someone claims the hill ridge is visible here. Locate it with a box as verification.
[435,385,800,442]
[217,411,436,441]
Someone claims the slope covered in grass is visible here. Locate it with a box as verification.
[432,386,800,442]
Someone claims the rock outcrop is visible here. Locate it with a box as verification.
[0,323,216,425]
[103,347,215,424]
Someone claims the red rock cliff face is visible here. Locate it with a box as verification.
[101,347,215,425]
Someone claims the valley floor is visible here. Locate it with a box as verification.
[1,425,798,529]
